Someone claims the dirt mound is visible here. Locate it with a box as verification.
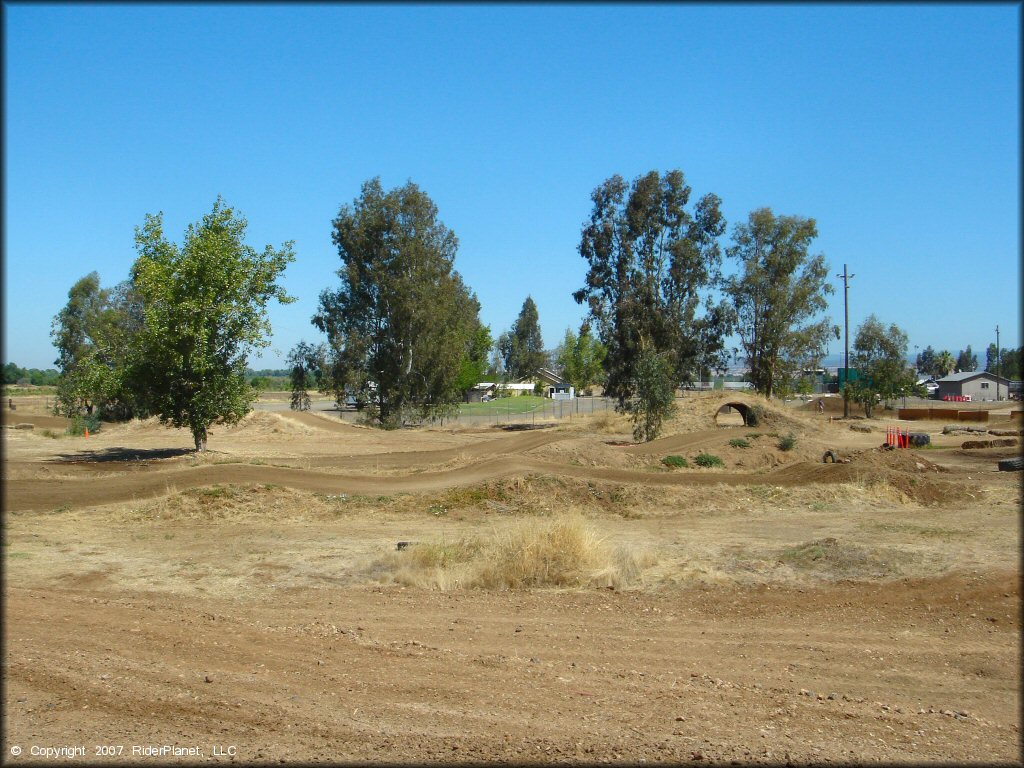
[850,447,949,474]
[770,448,966,506]
[220,411,315,436]
[664,391,821,436]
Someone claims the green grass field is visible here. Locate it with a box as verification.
[458,395,547,415]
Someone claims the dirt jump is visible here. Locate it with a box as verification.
[3,392,1020,764]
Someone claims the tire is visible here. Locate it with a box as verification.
[997,457,1024,472]
[822,450,837,464]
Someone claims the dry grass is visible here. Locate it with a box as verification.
[566,409,632,434]
[370,513,657,591]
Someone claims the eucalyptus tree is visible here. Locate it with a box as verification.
[725,208,837,399]
[956,346,978,373]
[574,169,730,439]
[313,178,482,427]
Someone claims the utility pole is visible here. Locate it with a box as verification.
[836,264,855,418]
[995,324,1001,401]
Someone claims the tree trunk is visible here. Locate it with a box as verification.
[193,427,208,452]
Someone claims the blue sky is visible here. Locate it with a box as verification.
[4,3,1020,371]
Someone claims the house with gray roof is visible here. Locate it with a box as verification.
[935,371,1012,401]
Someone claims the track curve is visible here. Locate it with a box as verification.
[5,458,857,512]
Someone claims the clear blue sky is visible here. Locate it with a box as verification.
[4,3,1020,371]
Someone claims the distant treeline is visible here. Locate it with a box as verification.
[246,369,291,390]
[4,363,60,386]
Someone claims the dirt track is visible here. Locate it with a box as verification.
[3,394,1021,764]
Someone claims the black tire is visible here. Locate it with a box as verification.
[997,457,1024,472]
[822,450,837,464]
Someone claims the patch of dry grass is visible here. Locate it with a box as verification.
[565,409,632,434]
[370,513,657,591]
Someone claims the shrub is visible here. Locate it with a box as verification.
[694,452,724,468]
[66,411,101,436]
[777,433,797,451]
[729,438,751,449]
[744,406,764,427]
[661,455,688,468]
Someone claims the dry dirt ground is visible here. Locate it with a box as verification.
[2,392,1021,765]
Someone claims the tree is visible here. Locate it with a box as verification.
[956,345,978,373]
[725,208,837,399]
[848,315,915,417]
[287,340,326,411]
[574,169,730,414]
[624,345,677,442]
[915,345,937,377]
[500,296,545,379]
[988,345,1022,380]
[50,273,141,420]
[985,343,998,374]
[556,326,607,394]
[934,350,957,377]
[1003,347,1023,380]
[453,323,493,398]
[3,364,59,386]
[313,178,482,427]
[128,198,295,451]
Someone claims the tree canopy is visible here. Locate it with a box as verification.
[313,178,482,427]
[128,198,295,450]
[956,346,978,373]
[725,208,836,399]
[574,170,730,419]
[986,345,1022,380]
[915,345,937,377]
[934,350,957,378]
[499,296,545,380]
[50,272,141,420]
[848,315,915,417]
[555,325,606,395]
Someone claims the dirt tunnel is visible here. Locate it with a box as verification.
[715,402,752,427]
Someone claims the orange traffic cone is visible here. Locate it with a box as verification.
[84,428,89,438]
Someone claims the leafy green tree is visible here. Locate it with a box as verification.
[624,345,677,442]
[848,315,915,417]
[725,208,837,399]
[955,346,978,373]
[988,345,1022,380]
[128,198,295,451]
[50,273,141,419]
[934,350,957,377]
[3,363,26,384]
[500,296,545,379]
[313,178,482,427]
[4,364,59,386]
[574,170,730,410]
[1004,348,1023,380]
[915,345,937,377]
[985,343,998,374]
[454,323,494,397]
[556,326,607,394]
[287,341,326,411]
